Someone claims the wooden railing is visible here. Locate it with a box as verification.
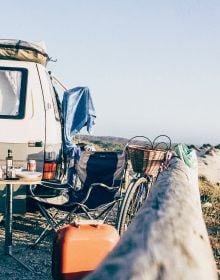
[86,156,218,280]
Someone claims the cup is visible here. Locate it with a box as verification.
[27,160,36,172]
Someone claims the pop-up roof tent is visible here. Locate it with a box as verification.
[0,39,49,66]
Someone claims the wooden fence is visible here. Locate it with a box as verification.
[86,156,218,280]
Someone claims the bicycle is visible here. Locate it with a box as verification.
[116,135,172,235]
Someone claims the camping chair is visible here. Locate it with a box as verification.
[29,150,127,246]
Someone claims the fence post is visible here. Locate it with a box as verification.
[86,156,218,280]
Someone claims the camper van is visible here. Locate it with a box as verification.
[0,40,68,213]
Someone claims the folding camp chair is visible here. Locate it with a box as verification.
[29,136,153,245]
[29,150,127,246]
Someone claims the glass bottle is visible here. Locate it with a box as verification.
[6,149,13,179]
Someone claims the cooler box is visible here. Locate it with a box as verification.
[52,222,120,280]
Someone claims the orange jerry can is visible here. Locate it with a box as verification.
[52,221,120,280]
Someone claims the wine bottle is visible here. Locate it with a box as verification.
[6,149,13,179]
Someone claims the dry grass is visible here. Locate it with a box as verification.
[199,176,220,270]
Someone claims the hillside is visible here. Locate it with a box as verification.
[79,135,129,144]
[74,135,128,152]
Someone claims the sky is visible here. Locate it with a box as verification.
[0,0,220,145]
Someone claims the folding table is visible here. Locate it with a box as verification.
[0,178,41,271]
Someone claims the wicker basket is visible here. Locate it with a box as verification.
[128,145,168,177]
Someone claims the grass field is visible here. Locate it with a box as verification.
[199,176,220,270]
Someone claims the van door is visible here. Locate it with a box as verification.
[36,64,62,180]
[0,62,46,169]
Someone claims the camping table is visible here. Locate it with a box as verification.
[0,178,41,271]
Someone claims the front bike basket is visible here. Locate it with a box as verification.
[127,135,172,177]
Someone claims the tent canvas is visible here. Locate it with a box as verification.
[0,39,49,66]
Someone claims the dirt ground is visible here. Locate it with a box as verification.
[0,212,53,280]
[0,208,117,280]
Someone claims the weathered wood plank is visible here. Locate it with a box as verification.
[86,156,218,280]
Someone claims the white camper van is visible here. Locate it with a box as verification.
[0,40,65,212]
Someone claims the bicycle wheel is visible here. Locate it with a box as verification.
[116,177,149,235]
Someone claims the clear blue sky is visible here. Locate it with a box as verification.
[1,0,220,145]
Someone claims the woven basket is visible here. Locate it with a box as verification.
[128,145,167,176]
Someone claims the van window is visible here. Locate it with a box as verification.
[45,71,60,121]
[0,67,27,119]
